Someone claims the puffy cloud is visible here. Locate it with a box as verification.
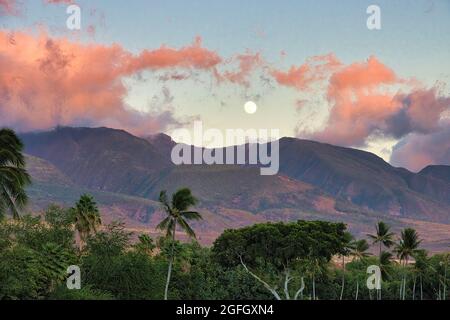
[275,54,450,169]
[1,27,449,170]
[271,53,341,91]
[390,122,450,172]
[304,56,449,147]
[0,31,221,135]
[386,89,450,138]
[309,56,400,146]
[123,36,221,73]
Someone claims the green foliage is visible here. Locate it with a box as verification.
[395,228,422,263]
[212,220,348,269]
[211,220,349,300]
[157,188,202,300]
[0,206,77,299]
[133,234,156,255]
[0,128,31,220]
[368,221,395,256]
[157,188,202,238]
[71,194,102,248]
[0,245,42,299]
[81,221,165,299]
[0,197,448,300]
[84,221,131,257]
[49,285,114,300]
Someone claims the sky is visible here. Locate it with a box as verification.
[1,0,449,171]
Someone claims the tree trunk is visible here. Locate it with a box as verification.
[379,242,382,260]
[444,264,447,300]
[403,276,407,300]
[312,275,316,300]
[403,257,408,300]
[420,275,423,300]
[438,284,441,300]
[399,258,404,300]
[164,221,177,300]
[412,276,416,300]
[294,277,305,300]
[240,256,281,300]
[355,281,359,300]
[284,270,291,300]
[438,280,441,300]
[378,242,382,301]
[340,255,345,300]
[77,230,85,252]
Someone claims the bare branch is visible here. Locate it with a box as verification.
[284,269,292,300]
[239,255,282,300]
[294,277,305,300]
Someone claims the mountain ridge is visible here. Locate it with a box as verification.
[19,126,450,224]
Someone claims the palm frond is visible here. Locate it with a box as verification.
[0,186,20,219]
[181,211,202,221]
[172,188,198,211]
[156,216,172,231]
[177,217,197,239]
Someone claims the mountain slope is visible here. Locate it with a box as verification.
[419,165,450,184]
[144,164,342,214]
[20,127,450,224]
[19,127,450,251]
[20,127,172,196]
[277,138,450,222]
[24,153,450,251]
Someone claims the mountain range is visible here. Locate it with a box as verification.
[19,127,450,251]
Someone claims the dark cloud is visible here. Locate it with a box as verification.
[390,121,450,172]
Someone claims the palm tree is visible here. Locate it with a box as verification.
[378,251,393,300]
[157,188,202,300]
[0,128,31,220]
[412,250,429,300]
[368,221,394,299]
[368,221,395,258]
[71,194,102,251]
[379,251,393,279]
[395,228,422,300]
[350,239,371,300]
[339,232,354,300]
[439,253,449,300]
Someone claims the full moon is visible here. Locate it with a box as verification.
[244,101,258,114]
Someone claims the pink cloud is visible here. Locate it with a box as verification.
[302,56,449,147]
[274,54,450,169]
[124,37,221,73]
[0,31,221,135]
[271,53,341,91]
